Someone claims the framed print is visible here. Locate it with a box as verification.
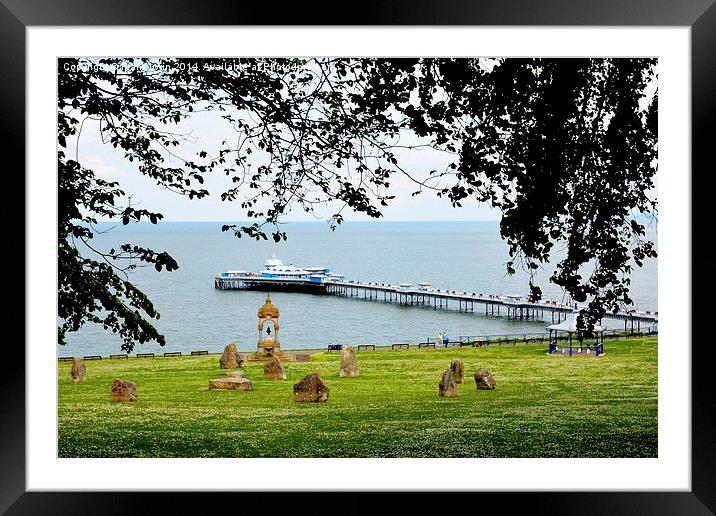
[4,0,714,513]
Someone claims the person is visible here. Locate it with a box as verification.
[443,331,449,347]
[437,332,443,347]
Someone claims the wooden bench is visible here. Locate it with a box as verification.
[163,352,182,357]
[327,344,343,352]
[83,355,102,360]
[136,353,155,358]
[58,357,74,362]
[391,343,410,350]
[357,344,375,351]
[190,350,209,356]
[418,342,436,349]
[110,354,128,359]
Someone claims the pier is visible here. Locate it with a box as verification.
[214,275,658,330]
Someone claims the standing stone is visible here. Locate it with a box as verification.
[293,372,329,402]
[474,370,497,390]
[71,357,86,384]
[110,379,138,402]
[449,358,464,384]
[339,346,360,377]
[219,342,243,369]
[264,355,286,380]
[439,368,460,397]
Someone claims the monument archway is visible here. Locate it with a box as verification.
[257,294,281,358]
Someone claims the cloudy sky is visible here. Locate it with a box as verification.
[76,109,501,223]
[72,59,656,225]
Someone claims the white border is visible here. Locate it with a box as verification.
[27,27,690,491]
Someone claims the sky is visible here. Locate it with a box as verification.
[75,111,501,223]
[71,59,657,224]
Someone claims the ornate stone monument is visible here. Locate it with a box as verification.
[249,294,294,361]
[257,294,280,356]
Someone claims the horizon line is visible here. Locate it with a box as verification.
[93,218,504,224]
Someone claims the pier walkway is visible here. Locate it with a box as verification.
[214,275,657,330]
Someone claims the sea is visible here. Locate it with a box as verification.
[59,221,658,356]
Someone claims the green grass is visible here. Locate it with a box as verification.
[58,338,657,458]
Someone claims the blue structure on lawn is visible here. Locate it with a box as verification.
[547,307,606,357]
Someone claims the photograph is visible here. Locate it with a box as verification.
[56,56,660,459]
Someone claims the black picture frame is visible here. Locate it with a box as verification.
[3,1,713,513]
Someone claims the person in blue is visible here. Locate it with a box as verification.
[443,331,449,347]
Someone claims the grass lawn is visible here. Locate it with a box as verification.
[57,338,657,458]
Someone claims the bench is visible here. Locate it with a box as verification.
[190,350,209,356]
[391,343,410,350]
[459,341,476,347]
[163,352,182,357]
[58,357,74,362]
[444,341,461,348]
[327,344,343,352]
[418,342,436,349]
[136,353,155,358]
[110,354,128,359]
[83,355,102,360]
[357,344,376,351]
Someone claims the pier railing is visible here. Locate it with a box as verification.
[216,274,658,326]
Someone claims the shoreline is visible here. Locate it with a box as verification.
[58,330,655,361]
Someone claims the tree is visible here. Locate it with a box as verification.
[58,57,657,351]
[393,58,658,335]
